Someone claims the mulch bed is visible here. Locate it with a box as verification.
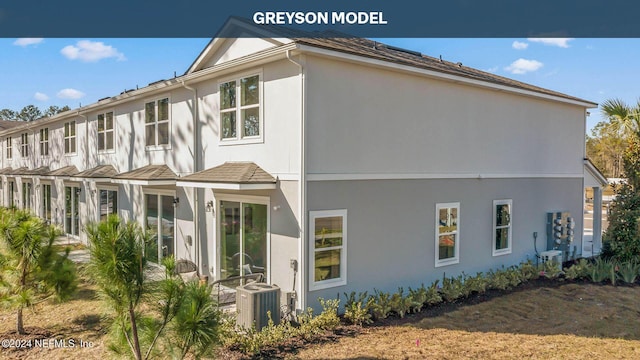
[218,277,584,359]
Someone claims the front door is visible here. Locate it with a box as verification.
[219,200,268,280]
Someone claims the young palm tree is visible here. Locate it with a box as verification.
[601,98,640,138]
[0,208,76,334]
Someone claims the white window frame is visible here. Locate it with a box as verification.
[218,71,263,145]
[64,121,77,155]
[309,209,347,291]
[97,111,115,153]
[492,199,513,256]
[435,202,460,267]
[6,136,12,160]
[39,128,49,156]
[20,133,28,158]
[144,97,171,150]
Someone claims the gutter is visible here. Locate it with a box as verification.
[181,80,201,274]
[286,49,305,311]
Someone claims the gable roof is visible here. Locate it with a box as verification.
[188,18,596,107]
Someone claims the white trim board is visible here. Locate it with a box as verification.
[306,173,585,181]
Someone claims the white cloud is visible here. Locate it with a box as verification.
[60,40,126,62]
[57,88,85,99]
[13,38,44,47]
[485,66,498,73]
[512,41,528,50]
[527,38,574,48]
[505,58,544,74]
[34,92,49,101]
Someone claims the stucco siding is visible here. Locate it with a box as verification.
[305,177,583,309]
[304,55,587,177]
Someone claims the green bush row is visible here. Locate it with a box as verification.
[564,257,640,285]
[343,259,544,325]
[224,298,341,355]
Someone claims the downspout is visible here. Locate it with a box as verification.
[286,49,305,310]
[78,112,88,240]
[181,80,201,274]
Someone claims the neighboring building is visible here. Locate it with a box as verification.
[0,19,598,311]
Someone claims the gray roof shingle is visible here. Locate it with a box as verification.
[73,165,118,179]
[181,162,276,184]
[113,164,177,181]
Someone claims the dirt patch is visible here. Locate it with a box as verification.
[295,282,640,359]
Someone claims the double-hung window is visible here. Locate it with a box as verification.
[309,209,347,290]
[435,202,460,267]
[99,189,118,221]
[493,199,512,256]
[220,74,261,142]
[97,112,115,152]
[20,133,28,157]
[40,128,49,156]
[6,137,12,159]
[145,98,170,147]
[64,121,76,154]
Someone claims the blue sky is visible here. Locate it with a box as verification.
[1,37,638,134]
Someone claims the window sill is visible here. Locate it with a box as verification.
[145,144,172,151]
[492,249,512,257]
[98,150,116,155]
[219,137,264,146]
[309,278,347,291]
[435,258,459,268]
[64,152,78,157]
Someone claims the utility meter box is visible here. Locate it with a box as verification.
[546,211,575,262]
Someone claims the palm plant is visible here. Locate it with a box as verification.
[601,98,640,138]
[0,208,76,334]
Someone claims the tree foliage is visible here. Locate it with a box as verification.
[0,105,71,121]
[86,215,221,360]
[0,208,77,334]
[601,98,640,261]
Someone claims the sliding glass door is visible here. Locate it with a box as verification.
[145,193,175,264]
[219,200,267,280]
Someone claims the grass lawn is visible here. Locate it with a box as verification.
[2,276,640,359]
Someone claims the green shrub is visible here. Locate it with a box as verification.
[389,288,411,318]
[617,260,640,284]
[563,259,592,280]
[541,260,563,280]
[463,272,488,295]
[487,268,511,290]
[441,275,465,302]
[424,280,443,305]
[369,289,392,320]
[407,285,428,313]
[519,260,539,281]
[589,257,613,283]
[505,265,524,287]
[344,300,372,326]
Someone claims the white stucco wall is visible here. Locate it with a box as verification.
[304,55,587,177]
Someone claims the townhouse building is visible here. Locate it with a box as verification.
[0,19,600,310]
